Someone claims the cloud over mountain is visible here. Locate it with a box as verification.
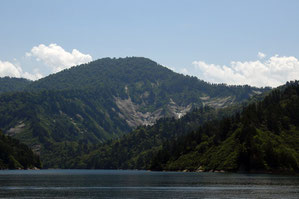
[0,60,22,78]
[0,60,42,80]
[192,54,299,87]
[26,43,93,73]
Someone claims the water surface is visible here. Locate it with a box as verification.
[0,170,298,198]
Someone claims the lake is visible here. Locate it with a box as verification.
[0,170,298,198]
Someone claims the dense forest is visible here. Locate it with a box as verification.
[83,104,246,169]
[63,106,225,168]
[64,81,298,173]
[0,59,297,173]
[0,57,269,168]
[150,81,299,173]
[0,77,31,94]
[0,130,41,169]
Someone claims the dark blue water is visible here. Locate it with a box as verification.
[0,170,298,198]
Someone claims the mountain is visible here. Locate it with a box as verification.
[150,81,299,173]
[74,105,239,169]
[0,77,31,94]
[0,130,41,169]
[0,57,269,168]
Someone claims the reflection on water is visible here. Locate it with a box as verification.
[0,170,298,198]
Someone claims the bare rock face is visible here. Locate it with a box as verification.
[200,96,235,108]
[114,96,162,127]
[167,98,192,119]
[7,121,26,136]
[115,96,192,128]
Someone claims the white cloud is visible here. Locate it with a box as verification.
[22,69,43,80]
[192,54,299,87]
[180,68,189,75]
[0,60,22,78]
[0,60,43,80]
[26,43,92,73]
[258,52,266,59]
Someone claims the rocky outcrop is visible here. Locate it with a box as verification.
[114,96,163,127]
[115,96,192,128]
[200,96,235,108]
[7,122,26,136]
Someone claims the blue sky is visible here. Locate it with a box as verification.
[0,0,299,87]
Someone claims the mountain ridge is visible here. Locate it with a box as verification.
[150,81,299,173]
[74,81,298,173]
[0,57,270,168]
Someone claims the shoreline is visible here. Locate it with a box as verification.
[1,168,297,176]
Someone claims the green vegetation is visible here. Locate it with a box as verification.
[150,81,299,173]
[26,57,269,112]
[76,106,224,169]
[0,130,41,169]
[0,89,129,168]
[73,81,298,174]
[0,57,269,168]
[0,77,31,94]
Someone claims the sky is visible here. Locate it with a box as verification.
[0,0,299,87]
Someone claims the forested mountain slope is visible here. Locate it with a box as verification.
[0,57,269,168]
[74,105,240,169]
[0,77,31,94]
[150,81,299,173]
[28,57,268,111]
[0,130,41,169]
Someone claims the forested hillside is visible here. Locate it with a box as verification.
[0,77,31,94]
[0,130,41,169]
[150,81,299,173]
[57,106,219,168]
[0,57,269,168]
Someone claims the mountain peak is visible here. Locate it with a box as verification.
[0,57,270,168]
